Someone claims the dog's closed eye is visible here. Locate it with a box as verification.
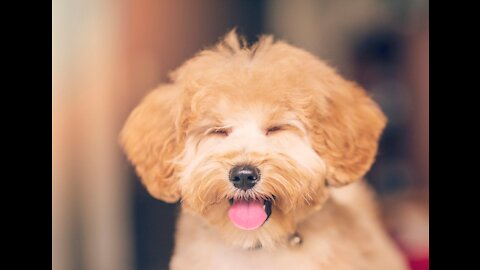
[207,127,231,137]
[265,125,284,136]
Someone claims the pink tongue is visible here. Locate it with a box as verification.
[228,199,267,230]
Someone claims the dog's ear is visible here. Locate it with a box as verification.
[120,84,185,202]
[307,72,387,187]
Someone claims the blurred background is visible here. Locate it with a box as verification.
[52,1,429,270]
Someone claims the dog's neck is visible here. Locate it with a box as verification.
[247,197,348,251]
[248,231,303,251]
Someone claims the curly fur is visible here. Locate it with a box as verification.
[120,30,407,270]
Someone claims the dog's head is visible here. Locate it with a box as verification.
[120,31,386,249]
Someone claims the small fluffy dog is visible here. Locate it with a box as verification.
[120,31,408,270]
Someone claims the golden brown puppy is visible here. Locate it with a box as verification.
[120,31,408,270]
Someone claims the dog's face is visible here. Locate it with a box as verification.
[120,31,386,250]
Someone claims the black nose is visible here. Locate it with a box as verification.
[229,165,260,190]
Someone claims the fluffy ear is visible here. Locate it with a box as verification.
[308,74,387,187]
[120,84,185,202]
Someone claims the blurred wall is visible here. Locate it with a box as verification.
[266,0,428,192]
[53,0,131,269]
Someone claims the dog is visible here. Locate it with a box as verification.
[120,30,408,270]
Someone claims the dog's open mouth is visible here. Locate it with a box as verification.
[228,198,272,230]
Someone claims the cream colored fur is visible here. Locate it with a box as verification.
[120,30,408,270]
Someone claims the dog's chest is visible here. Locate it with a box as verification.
[170,221,340,270]
[207,244,332,270]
